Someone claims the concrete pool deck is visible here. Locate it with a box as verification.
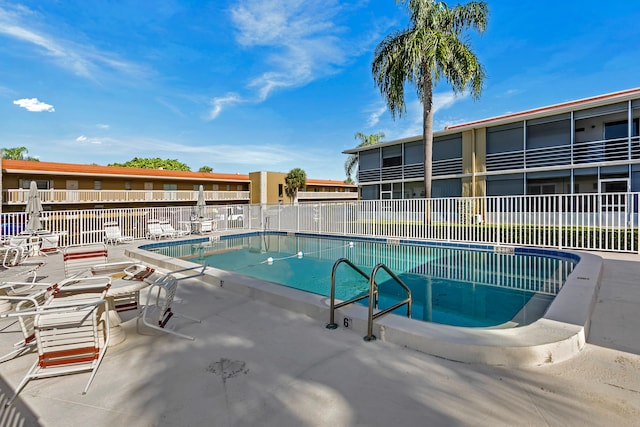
[1,240,639,426]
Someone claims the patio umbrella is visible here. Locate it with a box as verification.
[25,181,43,232]
[196,185,206,219]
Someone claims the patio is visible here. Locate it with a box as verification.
[0,242,639,426]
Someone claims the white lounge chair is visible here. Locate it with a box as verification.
[159,221,189,238]
[147,219,172,240]
[103,222,134,245]
[138,275,200,340]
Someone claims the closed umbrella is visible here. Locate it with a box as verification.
[25,181,42,232]
[196,185,206,219]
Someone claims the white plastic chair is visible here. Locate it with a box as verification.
[3,298,110,405]
[138,275,200,340]
[103,222,134,245]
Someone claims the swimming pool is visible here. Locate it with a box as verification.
[148,233,576,328]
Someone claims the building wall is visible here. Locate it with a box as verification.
[351,90,640,199]
[3,174,249,192]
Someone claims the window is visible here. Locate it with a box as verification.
[486,174,524,196]
[20,179,51,190]
[432,179,462,198]
[361,185,379,200]
[94,180,102,190]
[125,181,132,190]
[359,149,380,170]
[404,141,424,165]
[526,115,571,149]
[487,123,524,154]
[212,184,219,191]
[382,146,402,167]
[433,134,462,160]
[278,184,283,197]
[163,184,177,191]
[237,184,243,191]
[604,119,639,139]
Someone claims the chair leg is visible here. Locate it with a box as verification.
[5,359,38,406]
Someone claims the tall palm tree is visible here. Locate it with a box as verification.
[372,0,488,198]
[344,132,385,183]
[285,168,307,205]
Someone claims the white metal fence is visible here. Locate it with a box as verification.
[2,193,638,252]
[256,193,639,253]
[0,204,250,246]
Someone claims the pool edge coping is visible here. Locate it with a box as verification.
[126,235,602,367]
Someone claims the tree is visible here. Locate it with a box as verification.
[108,157,191,171]
[284,168,307,205]
[372,0,487,198]
[198,166,214,173]
[1,146,40,161]
[344,132,385,183]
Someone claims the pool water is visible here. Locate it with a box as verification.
[153,234,576,328]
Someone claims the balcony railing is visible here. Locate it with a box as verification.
[486,136,640,172]
[297,191,358,200]
[2,189,250,205]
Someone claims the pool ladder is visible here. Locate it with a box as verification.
[326,258,412,341]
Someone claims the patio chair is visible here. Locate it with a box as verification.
[147,219,172,240]
[63,244,137,312]
[39,233,60,255]
[0,282,57,363]
[2,236,44,269]
[103,222,134,245]
[63,244,109,278]
[138,275,200,340]
[0,277,110,364]
[2,296,110,406]
[159,221,189,238]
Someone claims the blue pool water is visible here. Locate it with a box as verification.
[151,234,576,328]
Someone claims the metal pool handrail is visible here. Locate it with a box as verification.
[364,263,412,342]
[326,258,378,330]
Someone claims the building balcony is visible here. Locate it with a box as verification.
[297,191,358,200]
[2,189,250,205]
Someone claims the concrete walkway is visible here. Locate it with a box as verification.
[0,244,639,426]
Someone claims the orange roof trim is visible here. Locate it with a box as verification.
[2,159,250,181]
[307,178,356,187]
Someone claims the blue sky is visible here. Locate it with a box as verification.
[1,1,640,180]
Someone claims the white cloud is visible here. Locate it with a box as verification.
[433,91,467,113]
[76,135,102,144]
[0,4,146,80]
[13,98,55,112]
[96,124,110,130]
[208,0,350,118]
[366,103,388,128]
[208,94,243,120]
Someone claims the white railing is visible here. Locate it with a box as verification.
[297,191,358,200]
[2,193,638,252]
[486,136,640,171]
[0,204,250,246]
[2,189,250,205]
[258,193,639,253]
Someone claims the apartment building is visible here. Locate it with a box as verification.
[344,87,640,200]
[0,160,356,212]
